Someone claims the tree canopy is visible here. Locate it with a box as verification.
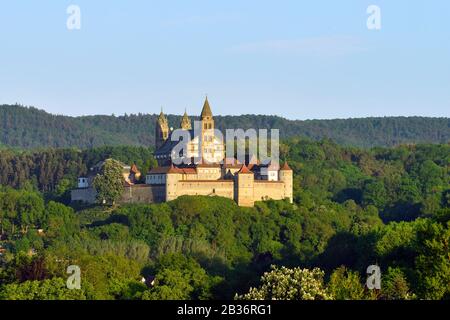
[1,104,449,149]
[0,139,449,300]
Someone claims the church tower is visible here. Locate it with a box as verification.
[200,97,216,163]
[155,109,169,149]
[180,109,192,130]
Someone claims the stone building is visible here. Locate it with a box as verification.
[71,98,293,207]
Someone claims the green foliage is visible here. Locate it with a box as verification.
[0,189,448,300]
[415,221,450,299]
[43,201,80,239]
[381,267,415,300]
[236,265,333,300]
[140,254,222,300]
[116,204,174,246]
[0,278,87,300]
[0,146,155,191]
[93,223,130,241]
[93,159,125,205]
[1,105,450,149]
[362,180,388,208]
[0,188,45,235]
[327,266,366,300]
[0,138,449,300]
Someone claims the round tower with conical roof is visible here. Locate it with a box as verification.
[235,164,255,207]
[279,161,293,203]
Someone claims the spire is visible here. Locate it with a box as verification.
[158,107,169,126]
[224,169,234,179]
[180,109,192,130]
[158,107,167,121]
[156,106,169,149]
[201,96,213,118]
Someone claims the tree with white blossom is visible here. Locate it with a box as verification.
[236,265,333,300]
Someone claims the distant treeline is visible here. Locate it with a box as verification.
[1,104,449,149]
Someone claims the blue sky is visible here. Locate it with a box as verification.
[0,0,449,119]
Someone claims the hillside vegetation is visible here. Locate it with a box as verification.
[0,140,449,299]
[1,104,449,148]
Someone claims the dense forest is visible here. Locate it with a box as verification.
[0,139,449,300]
[0,146,156,193]
[1,104,450,149]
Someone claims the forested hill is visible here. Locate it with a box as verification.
[1,104,449,149]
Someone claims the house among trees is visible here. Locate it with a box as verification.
[71,98,293,207]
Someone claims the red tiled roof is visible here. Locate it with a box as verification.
[180,168,197,174]
[167,163,183,174]
[149,165,197,175]
[280,161,292,171]
[148,166,171,174]
[238,164,252,174]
